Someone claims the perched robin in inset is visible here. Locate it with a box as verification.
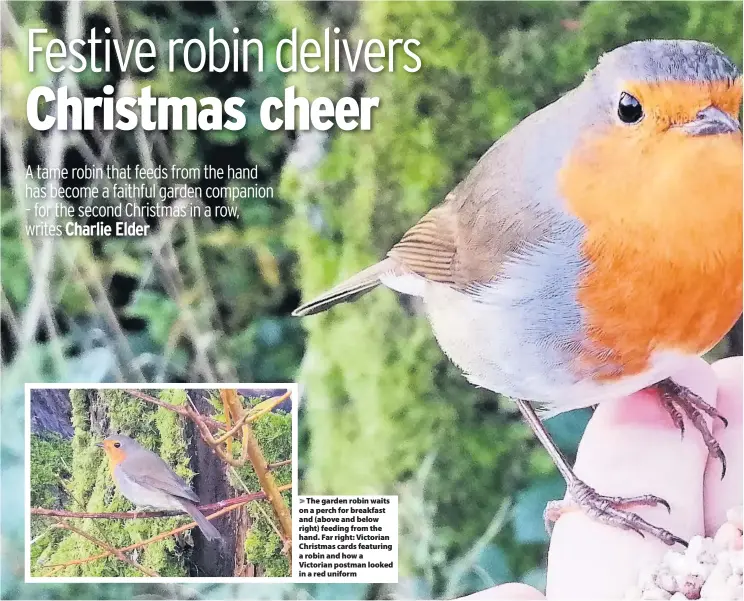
[97,435,222,542]
[293,40,743,545]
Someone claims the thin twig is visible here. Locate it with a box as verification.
[210,409,253,445]
[443,499,512,599]
[32,485,291,519]
[123,389,291,440]
[124,389,194,417]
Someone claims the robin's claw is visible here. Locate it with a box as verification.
[603,492,671,513]
[545,480,684,547]
[720,451,727,480]
[658,390,685,438]
[654,379,728,476]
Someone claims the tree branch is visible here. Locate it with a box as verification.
[32,485,291,520]
[41,488,290,575]
[220,389,293,566]
[122,389,291,438]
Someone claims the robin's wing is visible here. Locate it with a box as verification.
[293,179,560,315]
[387,180,559,293]
[293,118,568,316]
[121,453,200,504]
[294,203,464,315]
[387,204,458,285]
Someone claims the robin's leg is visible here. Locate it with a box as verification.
[652,378,728,478]
[515,399,687,547]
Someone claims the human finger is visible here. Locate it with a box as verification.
[546,356,716,600]
[704,356,743,535]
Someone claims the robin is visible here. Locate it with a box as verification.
[97,435,223,542]
[293,40,743,545]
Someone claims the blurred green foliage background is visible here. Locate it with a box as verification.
[1,1,741,599]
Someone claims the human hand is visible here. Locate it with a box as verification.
[462,356,742,600]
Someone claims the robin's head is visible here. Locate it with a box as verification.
[557,41,742,378]
[584,39,741,134]
[561,40,742,232]
[96,434,139,467]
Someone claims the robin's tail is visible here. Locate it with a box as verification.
[292,259,395,317]
[179,499,223,542]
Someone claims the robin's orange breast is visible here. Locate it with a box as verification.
[105,445,127,475]
[560,81,743,379]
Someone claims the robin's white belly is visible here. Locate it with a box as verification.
[420,281,688,414]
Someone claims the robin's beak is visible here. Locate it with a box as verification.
[95,442,104,448]
[682,106,741,136]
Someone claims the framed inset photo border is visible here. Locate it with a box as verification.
[25,383,299,583]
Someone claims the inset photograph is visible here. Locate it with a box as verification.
[27,385,295,580]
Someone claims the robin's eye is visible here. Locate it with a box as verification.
[618,92,643,124]
[113,442,121,448]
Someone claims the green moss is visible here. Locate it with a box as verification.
[244,498,292,577]
[29,433,74,546]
